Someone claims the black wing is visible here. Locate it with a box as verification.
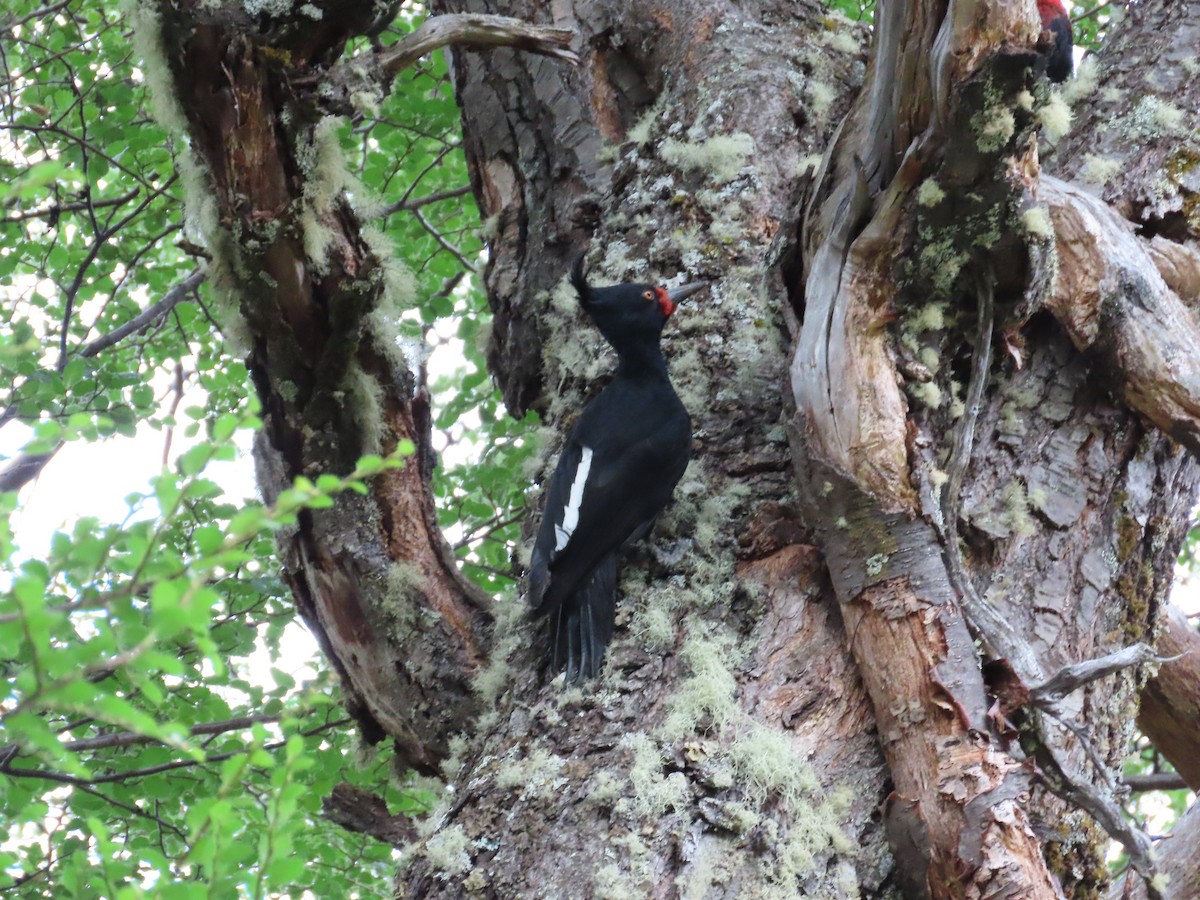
[530,402,690,618]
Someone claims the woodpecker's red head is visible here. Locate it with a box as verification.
[569,255,705,348]
[1036,0,1068,26]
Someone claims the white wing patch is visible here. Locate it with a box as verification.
[554,446,593,552]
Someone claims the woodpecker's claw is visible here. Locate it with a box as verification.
[666,282,706,305]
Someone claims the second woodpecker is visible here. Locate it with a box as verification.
[528,257,704,681]
[1037,0,1073,83]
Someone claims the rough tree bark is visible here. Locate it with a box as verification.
[142,0,1200,896]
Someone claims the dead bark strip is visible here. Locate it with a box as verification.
[150,1,579,769]
[792,0,1071,893]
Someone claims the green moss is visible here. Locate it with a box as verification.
[1116,515,1143,562]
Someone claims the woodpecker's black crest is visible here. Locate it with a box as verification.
[527,257,705,682]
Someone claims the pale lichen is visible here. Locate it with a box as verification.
[661,629,739,739]
[621,732,689,817]
[974,105,1015,152]
[1021,207,1054,239]
[917,179,946,207]
[909,381,943,409]
[660,133,755,183]
[1037,93,1072,143]
[423,824,472,878]
[1061,55,1100,105]
[1080,154,1122,189]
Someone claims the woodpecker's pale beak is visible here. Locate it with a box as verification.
[666,282,706,305]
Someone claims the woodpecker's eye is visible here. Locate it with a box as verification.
[642,290,654,301]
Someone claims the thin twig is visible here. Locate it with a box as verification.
[1,0,73,33]
[80,268,206,358]
[0,269,206,494]
[311,14,578,116]
[1122,772,1187,792]
[1072,1,1115,25]
[2,187,139,223]
[379,183,472,218]
[412,206,477,272]
[0,717,351,786]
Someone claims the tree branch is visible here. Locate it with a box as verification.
[321,783,418,846]
[0,712,280,758]
[0,717,351,786]
[1137,602,1200,789]
[79,267,206,358]
[379,183,472,218]
[1122,772,1187,792]
[376,14,578,76]
[1041,176,1200,456]
[0,269,206,494]
[315,14,577,114]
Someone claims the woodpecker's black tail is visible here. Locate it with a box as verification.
[552,555,617,682]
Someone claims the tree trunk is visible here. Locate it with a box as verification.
[143,0,1200,895]
[414,0,1200,896]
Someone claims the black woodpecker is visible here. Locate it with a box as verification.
[527,257,705,682]
[1038,0,1073,83]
